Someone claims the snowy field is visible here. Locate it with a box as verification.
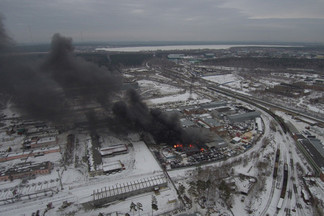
[203,73,251,95]
[138,79,183,96]
[146,91,198,104]
[203,73,240,85]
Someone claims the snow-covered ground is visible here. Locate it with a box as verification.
[166,105,315,216]
[138,79,183,96]
[146,91,199,105]
[258,79,281,88]
[203,73,251,95]
[0,62,321,215]
[0,138,181,216]
[275,110,324,143]
[203,73,240,85]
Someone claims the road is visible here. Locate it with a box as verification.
[205,84,324,124]
[260,179,276,216]
[149,64,314,216]
[147,62,323,125]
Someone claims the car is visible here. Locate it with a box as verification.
[241,196,245,202]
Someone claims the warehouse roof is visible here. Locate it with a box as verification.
[200,101,227,109]
[167,54,184,59]
[180,118,196,128]
[228,111,261,123]
[201,118,221,127]
[308,138,324,158]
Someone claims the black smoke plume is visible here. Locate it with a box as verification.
[0,18,121,123]
[0,15,13,53]
[0,17,206,146]
[112,89,207,146]
[43,33,121,106]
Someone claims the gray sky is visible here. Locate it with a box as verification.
[1,0,324,44]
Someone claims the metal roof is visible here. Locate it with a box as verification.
[227,111,261,123]
[167,54,184,59]
[201,118,221,127]
[308,138,324,158]
[180,118,196,127]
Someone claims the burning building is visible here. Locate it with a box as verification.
[173,143,205,156]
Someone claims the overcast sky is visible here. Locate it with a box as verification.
[1,0,324,44]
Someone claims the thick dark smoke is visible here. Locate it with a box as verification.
[0,18,121,122]
[0,15,13,53]
[43,33,121,106]
[0,17,205,146]
[112,89,207,146]
[4,64,67,120]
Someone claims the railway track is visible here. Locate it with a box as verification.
[206,85,324,125]
[260,179,276,216]
[153,65,316,216]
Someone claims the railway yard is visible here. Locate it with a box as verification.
[0,46,324,215]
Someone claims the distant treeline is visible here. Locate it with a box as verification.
[4,52,152,70]
[77,53,153,70]
[109,53,153,66]
[70,53,153,67]
[204,57,324,71]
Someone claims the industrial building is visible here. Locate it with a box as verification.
[297,135,324,176]
[255,117,263,133]
[88,175,167,207]
[227,111,261,123]
[308,137,324,158]
[205,134,228,149]
[100,144,128,157]
[102,161,125,174]
[286,121,324,177]
[167,54,184,59]
[211,106,235,118]
[23,136,58,149]
[180,118,196,128]
[204,53,215,58]
[182,107,206,115]
[0,146,60,162]
[200,101,227,110]
[198,117,223,132]
[0,161,53,181]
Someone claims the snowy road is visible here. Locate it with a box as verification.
[260,179,276,216]
[201,80,314,216]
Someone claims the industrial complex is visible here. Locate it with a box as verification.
[0,44,323,216]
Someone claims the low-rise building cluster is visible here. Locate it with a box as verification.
[0,161,53,181]
[152,100,263,170]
